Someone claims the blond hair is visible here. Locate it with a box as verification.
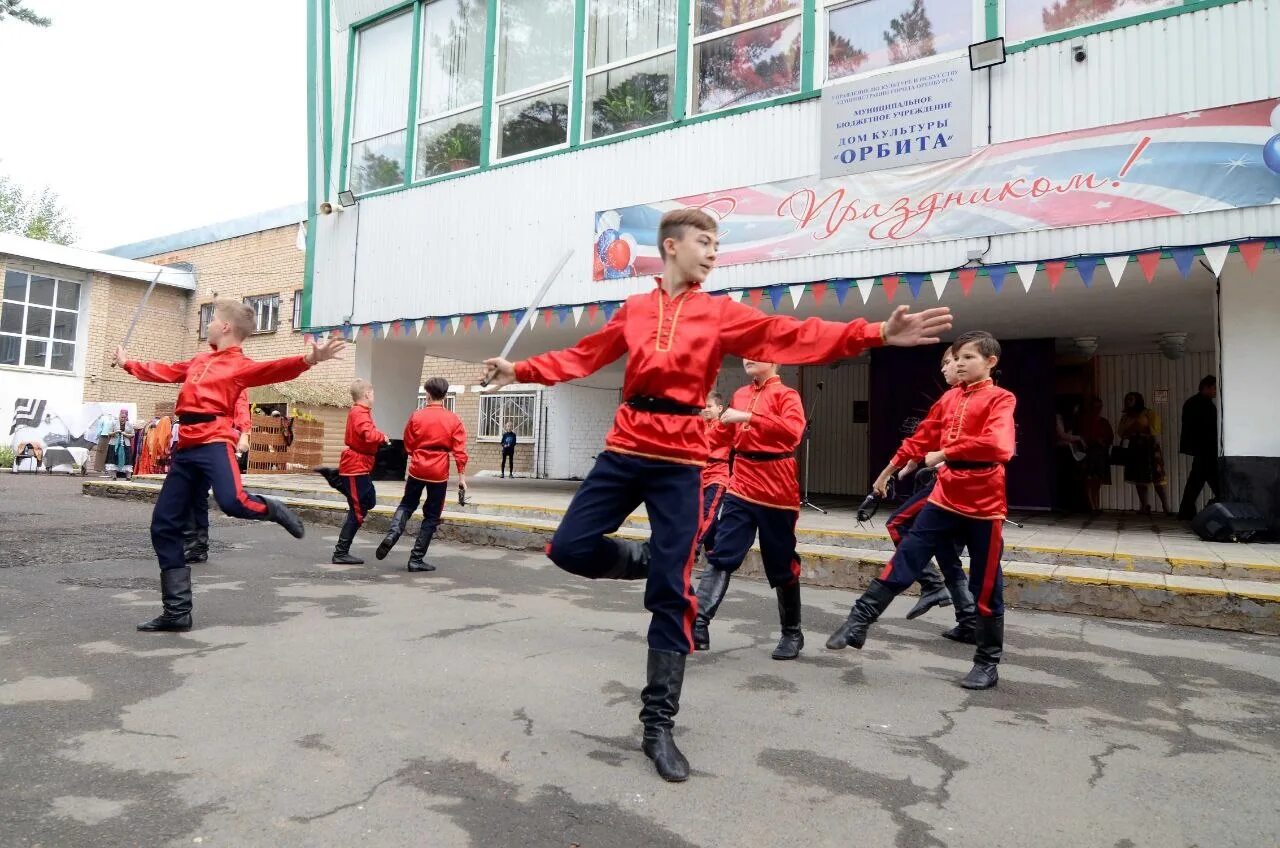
[212,298,256,340]
[657,208,717,261]
[349,379,373,402]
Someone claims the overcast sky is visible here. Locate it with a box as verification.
[0,0,305,250]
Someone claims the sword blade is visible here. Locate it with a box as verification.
[481,249,574,386]
[112,270,164,368]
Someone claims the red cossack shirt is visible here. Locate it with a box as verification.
[232,391,251,439]
[338,403,387,476]
[124,347,310,449]
[726,376,806,511]
[514,280,883,466]
[403,403,468,482]
[701,419,734,488]
[891,386,961,468]
[917,379,1017,520]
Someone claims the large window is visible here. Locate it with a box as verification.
[693,0,803,114]
[244,295,280,334]
[494,0,575,159]
[1,270,80,372]
[479,392,535,439]
[416,0,488,178]
[1005,0,1178,43]
[349,10,414,194]
[585,1,678,139]
[826,0,973,81]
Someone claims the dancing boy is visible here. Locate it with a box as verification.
[695,391,732,564]
[316,379,388,564]
[182,389,250,564]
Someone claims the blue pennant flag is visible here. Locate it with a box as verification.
[436,318,450,334]
[1075,256,1098,287]
[905,273,925,299]
[1171,247,1196,279]
[601,301,618,320]
[988,266,1009,293]
[555,306,570,324]
[832,279,851,305]
[767,286,784,310]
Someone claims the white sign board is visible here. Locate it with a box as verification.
[820,57,973,178]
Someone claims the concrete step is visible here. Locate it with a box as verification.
[130,474,1280,585]
[84,478,1280,636]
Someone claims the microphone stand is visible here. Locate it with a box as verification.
[799,381,828,514]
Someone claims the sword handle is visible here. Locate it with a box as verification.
[479,365,497,388]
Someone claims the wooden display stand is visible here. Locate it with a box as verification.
[246,415,324,474]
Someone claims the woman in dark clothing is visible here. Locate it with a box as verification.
[1117,392,1170,514]
[1078,397,1113,513]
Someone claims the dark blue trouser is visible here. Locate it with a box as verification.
[704,494,802,588]
[880,503,1005,617]
[153,443,271,571]
[397,477,447,552]
[501,448,515,476]
[548,451,701,654]
[340,474,377,537]
[698,483,726,555]
[886,480,966,584]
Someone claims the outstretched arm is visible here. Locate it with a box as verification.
[234,338,345,388]
[484,305,629,389]
[719,301,952,364]
[117,346,195,383]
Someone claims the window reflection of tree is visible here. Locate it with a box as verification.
[502,100,570,157]
[591,72,671,137]
[884,0,935,65]
[352,146,404,194]
[699,21,800,111]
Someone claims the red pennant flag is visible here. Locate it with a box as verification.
[1239,240,1265,273]
[425,319,435,334]
[748,288,764,307]
[958,267,977,296]
[811,282,827,305]
[881,275,899,302]
[587,303,600,323]
[501,311,512,328]
[542,308,553,327]
[1137,251,1160,282]
[1044,260,1067,290]
[360,324,372,337]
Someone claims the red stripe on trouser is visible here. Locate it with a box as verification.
[226,443,267,515]
[788,511,802,583]
[348,476,365,526]
[697,484,724,546]
[886,495,926,546]
[682,484,705,651]
[977,520,1003,616]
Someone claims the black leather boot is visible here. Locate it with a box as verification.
[940,576,977,644]
[263,496,305,539]
[600,540,650,580]
[314,466,343,493]
[825,578,900,650]
[137,567,193,632]
[771,580,804,660]
[376,507,409,560]
[959,614,1003,690]
[332,525,364,565]
[406,523,437,572]
[905,562,953,619]
[640,649,689,782]
[691,568,731,651]
[183,526,209,564]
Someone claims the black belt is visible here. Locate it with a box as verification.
[175,412,217,424]
[946,460,998,470]
[418,446,450,452]
[732,449,795,462]
[625,396,702,416]
[707,458,728,464]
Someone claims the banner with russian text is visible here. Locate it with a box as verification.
[592,98,1280,281]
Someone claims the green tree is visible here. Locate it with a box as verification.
[0,0,51,26]
[0,175,76,245]
[884,0,935,65]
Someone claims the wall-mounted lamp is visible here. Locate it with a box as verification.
[1071,336,1099,359]
[1158,332,1188,360]
[969,38,1006,71]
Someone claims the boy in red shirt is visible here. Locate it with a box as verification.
[826,331,1016,690]
[182,389,250,564]
[316,379,388,564]
[695,391,732,563]
[484,207,951,782]
[376,377,468,572]
[115,299,344,632]
[693,361,807,660]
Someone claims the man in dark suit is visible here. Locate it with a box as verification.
[1177,375,1219,520]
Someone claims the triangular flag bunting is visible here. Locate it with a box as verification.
[375,323,389,338]
[1104,255,1129,287]
[748,288,764,308]
[727,289,744,302]
[957,267,977,296]
[905,273,925,299]
[787,284,806,309]
[832,279,851,305]
[1239,239,1265,272]
[587,303,599,323]
[461,315,474,331]
[414,319,424,335]
[1137,251,1160,282]
[1044,260,1067,290]
[1171,247,1196,279]
[856,278,875,304]
[450,316,461,333]
[1202,244,1229,277]
[501,311,512,328]
[425,319,435,335]
[988,266,1009,293]
[767,286,784,310]
[601,302,617,320]
[1016,263,1037,292]
[811,282,827,304]
[1075,256,1098,288]
[881,275,899,301]
[486,313,498,332]
[555,307,569,324]
[542,308,553,327]
[436,317,449,334]
[930,271,950,299]
[571,305,585,326]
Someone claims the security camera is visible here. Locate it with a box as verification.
[1072,44,1086,63]
[319,201,334,215]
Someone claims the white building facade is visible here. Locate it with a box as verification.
[305,0,1280,521]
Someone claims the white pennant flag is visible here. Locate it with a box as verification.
[487,313,498,332]
[930,271,950,299]
[379,323,391,339]
[571,305,585,326]
[856,278,875,304]
[1202,244,1230,277]
[1016,263,1038,292]
[1104,255,1129,287]
[727,290,744,302]
[413,319,424,335]
[788,284,806,309]
[449,315,461,334]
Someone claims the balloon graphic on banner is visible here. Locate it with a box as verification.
[1264,134,1280,176]
[593,211,636,279]
[1271,102,1280,130]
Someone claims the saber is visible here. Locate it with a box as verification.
[480,249,574,387]
[110,270,164,368]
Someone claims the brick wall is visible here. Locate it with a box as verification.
[419,354,535,476]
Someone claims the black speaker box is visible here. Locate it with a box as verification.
[1190,502,1270,543]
